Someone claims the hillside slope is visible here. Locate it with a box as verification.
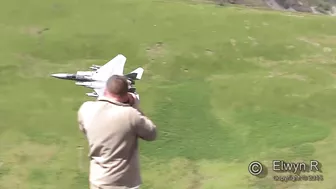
[1,0,336,189]
[212,0,336,14]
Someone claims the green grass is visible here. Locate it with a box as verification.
[1,0,336,188]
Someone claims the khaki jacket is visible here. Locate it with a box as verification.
[77,96,157,188]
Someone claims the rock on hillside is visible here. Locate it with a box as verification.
[212,0,336,15]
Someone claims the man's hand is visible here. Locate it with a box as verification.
[127,92,145,115]
[127,93,140,108]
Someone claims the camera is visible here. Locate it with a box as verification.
[127,79,136,93]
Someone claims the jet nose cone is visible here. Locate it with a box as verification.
[51,73,68,78]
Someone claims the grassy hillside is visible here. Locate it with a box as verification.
[1,0,336,188]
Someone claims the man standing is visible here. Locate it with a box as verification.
[77,75,157,189]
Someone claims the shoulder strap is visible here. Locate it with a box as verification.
[97,99,131,107]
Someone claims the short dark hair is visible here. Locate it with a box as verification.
[106,75,129,97]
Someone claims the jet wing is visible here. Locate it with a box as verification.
[92,54,126,81]
[94,88,104,97]
[125,67,144,80]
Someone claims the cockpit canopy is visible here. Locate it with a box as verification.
[76,71,94,80]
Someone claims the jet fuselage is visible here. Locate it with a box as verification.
[50,54,143,98]
[51,73,95,82]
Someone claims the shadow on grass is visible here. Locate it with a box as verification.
[144,79,239,160]
[143,79,330,162]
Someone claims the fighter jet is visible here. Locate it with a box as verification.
[51,54,144,98]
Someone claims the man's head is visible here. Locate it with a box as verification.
[104,75,129,102]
